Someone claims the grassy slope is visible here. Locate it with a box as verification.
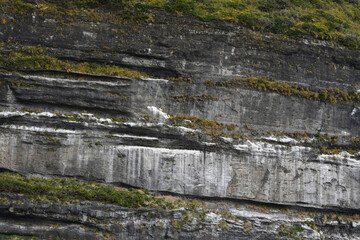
[0,171,178,209]
[1,0,360,49]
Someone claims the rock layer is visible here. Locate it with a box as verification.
[1,193,359,240]
[0,8,360,239]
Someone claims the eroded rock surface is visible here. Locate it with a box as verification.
[0,8,359,240]
[0,193,359,240]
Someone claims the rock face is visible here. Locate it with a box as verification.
[2,9,360,90]
[0,72,359,211]
[0,8,360,240]
[1,116,359,210]
[1,193,359,240]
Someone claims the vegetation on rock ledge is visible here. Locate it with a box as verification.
[206,77,360,104]
[1,0,360,49]
[0,235,38,240]
[0,46,149,78]
[0,171,174,209]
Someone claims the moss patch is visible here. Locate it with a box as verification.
[2,0,360,49]
[0,172,174,209]
[0,235,38,240]
[206,77,360,105]
[0,46,149,78]
[277,224,304,237]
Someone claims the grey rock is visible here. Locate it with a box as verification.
[0,8,359,239]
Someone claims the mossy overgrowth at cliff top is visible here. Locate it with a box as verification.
[2,0,360,49]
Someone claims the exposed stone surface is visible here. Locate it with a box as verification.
[0,105,359,210]
[1,9,360,91]
[0,8,359,239]
[1,193,359,240]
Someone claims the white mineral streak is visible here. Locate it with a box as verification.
[0,111,57,118]
[317,152,360,166]
[22,75,122,86]
[0,110,121,131]
[279,136,298,144]
[229,208,298,222]
[2,125,77,134]
[124,122,163,127]
[113,134,158,141]
[204,212,222,224]
[147,106,170,122]
[140,77,169,82]
[262,136,278,142]
[201,142,217,146]
[352,221,360,228]
[82,31,97,39]
[220,137,233,143]
[262,135,298,144]
[174,126,199,133]
[0,111,26,117]
[233,140,282,153]
[351,107,359,116]
[37,112,57,118]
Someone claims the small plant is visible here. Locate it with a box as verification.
[219,219,229,230]
[45,137,60,145]
[277,224,304,237]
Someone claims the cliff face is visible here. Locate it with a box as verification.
[0,8,360,240]
[1,192,359,240]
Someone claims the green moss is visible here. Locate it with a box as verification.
[11,80,35,88]
[7,1,35,14]
[319,146,360,155]
[169,115,240,139]
[0,47,149,78]
[305,221,317,230]
[20,109,42,114]
[206,77,360,104]
[2,0,360,49]
[0,46,186,81]
[0,171,174,209]
[172,211,191,228]
[277,224,304,237]
[45,137,60,144]
[243,220,253,234]
[0,234,38,240]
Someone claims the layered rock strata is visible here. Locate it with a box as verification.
[0,8,359,239]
